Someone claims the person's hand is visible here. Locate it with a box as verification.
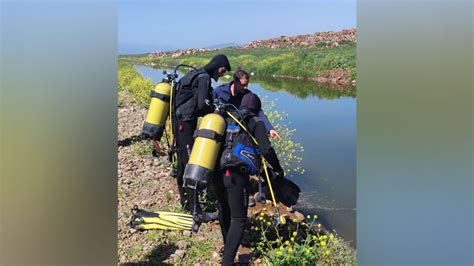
[273,169,285,180]
[269,129,280,139]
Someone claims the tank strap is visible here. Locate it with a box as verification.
[193,129,224,143]
[150,90,170,102]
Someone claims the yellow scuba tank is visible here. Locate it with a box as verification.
[142,82,172,140]
[183,113,226,190]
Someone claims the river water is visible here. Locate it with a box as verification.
[135,65,357,247]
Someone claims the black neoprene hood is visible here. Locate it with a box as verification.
[203,54,231,81]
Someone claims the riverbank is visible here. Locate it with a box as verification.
[119,29,356,89]
[117,89,356,265]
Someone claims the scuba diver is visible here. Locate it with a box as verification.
[172,54,231,219]
[213,92,285,265]
[130,56,230,231]
[213,68,280,207]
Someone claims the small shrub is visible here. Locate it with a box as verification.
[260,96,305,177]
[132,139,154,156]
[251,213,356,265]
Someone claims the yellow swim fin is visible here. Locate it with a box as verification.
[129,205,193,231]
[130,220,189,231]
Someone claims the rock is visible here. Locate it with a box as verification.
[174,249,186,258]
[177,240,187,250]
[290,211,305,222]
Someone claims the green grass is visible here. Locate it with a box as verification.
[119,43,356,81]
[118,60,155,107]
[132,139,154,156]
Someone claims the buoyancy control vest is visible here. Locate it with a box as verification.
[173,69,210,121]
[219,110,261,175]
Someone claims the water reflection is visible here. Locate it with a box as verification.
[251,76,356,99]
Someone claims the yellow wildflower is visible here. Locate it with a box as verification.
[290,237,295,242]
[329,233,334,240]
[320,241,327,246]
[288,248,293,253]
[292,231,297,237]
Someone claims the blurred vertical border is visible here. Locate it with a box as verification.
[1,0,117,265]
[357,0,473,264]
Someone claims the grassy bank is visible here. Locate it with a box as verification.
[119,43,356,82]
[118,61,155,107]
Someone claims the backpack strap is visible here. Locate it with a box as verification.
[193,128,224,143]
[225,111,259,145]
[150,90,170,102]
[177,69,207,88]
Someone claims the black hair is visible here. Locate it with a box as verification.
[233,67,250,83]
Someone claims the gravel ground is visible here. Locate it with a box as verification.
[117,91,305,265]
[117,92,226,265]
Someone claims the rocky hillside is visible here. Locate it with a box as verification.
[242,28,356,49]
[148,28,356,58]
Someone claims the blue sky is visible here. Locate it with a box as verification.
[118,0,356,54]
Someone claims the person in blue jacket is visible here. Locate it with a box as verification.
[213,68,280,140]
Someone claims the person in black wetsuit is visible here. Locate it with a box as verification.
[213,68,281,207]
[213,92,284,265]
[172,54,231,217]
